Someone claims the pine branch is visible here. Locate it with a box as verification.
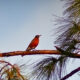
[0,49,80,58]
[61,67,80,80]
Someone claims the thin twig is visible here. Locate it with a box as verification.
[61,67,80,80]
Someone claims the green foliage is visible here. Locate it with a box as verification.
[62,0,80,18]
[31,57,58,80]
[54,17,80,52]
[31,56,69,80]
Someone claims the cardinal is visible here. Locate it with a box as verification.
[26,35,41,51]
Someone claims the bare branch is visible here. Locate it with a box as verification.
[61,67,80,80]
[0,50,79,58]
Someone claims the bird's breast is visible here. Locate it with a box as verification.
[32,38,39,46]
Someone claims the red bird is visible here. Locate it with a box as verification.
[26,35,41,51]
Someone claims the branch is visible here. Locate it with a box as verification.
[61,67,80,80]
[0,50,80,58]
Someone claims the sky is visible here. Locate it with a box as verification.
[0,0,64,52]
[0,0,79,80]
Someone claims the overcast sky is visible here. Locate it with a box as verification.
[0,0,79,80]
